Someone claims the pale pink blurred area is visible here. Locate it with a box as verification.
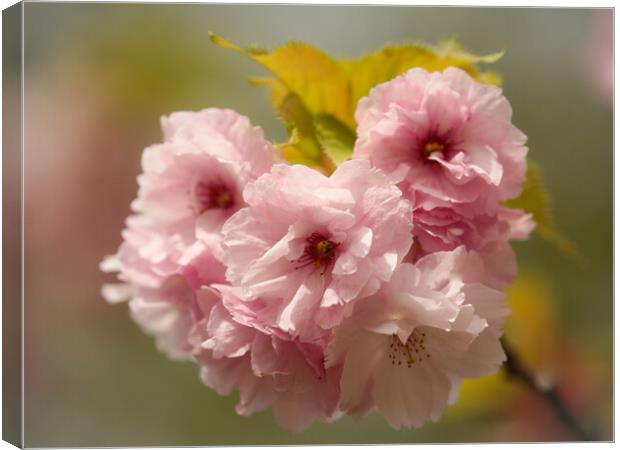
[25,69,135,280]
[23,60,145,443]
[583,9,613,108]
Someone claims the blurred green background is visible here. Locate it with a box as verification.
[20,4,612,446]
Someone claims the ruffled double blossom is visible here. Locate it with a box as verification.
[354,68,534,265]
[102,67,532,432]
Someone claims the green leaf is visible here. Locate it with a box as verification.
[504,164,577,256]
[250,77,326,168]
[276,130,319,168]
[278,94,323,163]
[314,115,357,166]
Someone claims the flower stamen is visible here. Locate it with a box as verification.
[424,141,445,155]
[388,330,431,369]
[294,232,339,274]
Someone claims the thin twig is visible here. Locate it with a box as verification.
[501,338,596,441]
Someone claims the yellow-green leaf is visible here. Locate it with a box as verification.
[340,44,440,112]
[277,129,319,168]
[278,93,316,138]
[278,140,335,175]
[478,71,503,86]
[504,164,577,256]
[210,33,353,129]
[251,77,326,168]
[314,115,356,166]
[249,77,289,111]
[435,39,504,65]
[278,95,323,165]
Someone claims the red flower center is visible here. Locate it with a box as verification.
[415,126,462,162]
[195,182,234,214]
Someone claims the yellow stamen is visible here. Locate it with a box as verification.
[214,191,232,209]
[313,240,335,268]
[405,345,415,365]
[424,141,445,154]
[316,240,334,256]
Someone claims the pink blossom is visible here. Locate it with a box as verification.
[477,240,518,289]
[101,214,227,290]
[326,247,509,429]
[101,216,227,360]
[116,275,201,361]
[101,108,275,297]
[354,67,528,203]
[102,215,186,288]
[191,285,341,433]
[409,191,533,254]
[99,92,530,431]
[353,68,531,252]
[101,109,276,358]
[132,108,278,251]
[221,159,413,340]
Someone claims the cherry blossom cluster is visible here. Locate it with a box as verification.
[102,67,533,432]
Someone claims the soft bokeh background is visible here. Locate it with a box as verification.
[20,4,613,446]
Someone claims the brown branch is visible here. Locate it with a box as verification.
[501,338,597,441]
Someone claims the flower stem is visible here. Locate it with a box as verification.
[501,338,596,441]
